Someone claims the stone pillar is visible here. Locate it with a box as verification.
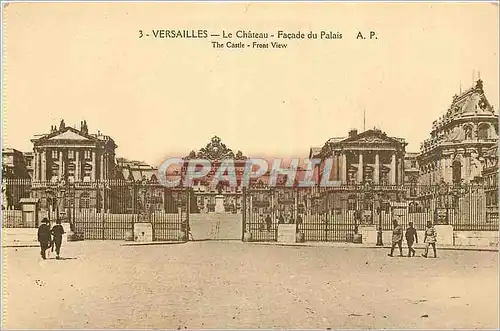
[104,155,107,180]
[41,149,46,181]
[441,157,447,181]
[399,155,404,185]
[100,152,104,180]
[58,150,63,180]
[91,150,96,181]
[33,149,39,181]
[358,152,363,183]
[374,153,380,184]
[75,150,80,181]
[391,152,396,185]
[341,153,347,183]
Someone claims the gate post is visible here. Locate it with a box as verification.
[241,187,246,241]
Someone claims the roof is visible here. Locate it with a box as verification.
[2,148,23,155]
[31,126,117,148]
[309,147,322,158]
[330,128,407,147]
[420,80,498,154]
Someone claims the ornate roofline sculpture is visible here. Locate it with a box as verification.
[184,136,247,161]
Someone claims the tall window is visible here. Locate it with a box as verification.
[464,125,473,140]
[452,160,462,184]
[84,150,91,159]
[52,150,58,159]
[478,124,490,140]
[68,150,74,159]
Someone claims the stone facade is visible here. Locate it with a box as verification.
[30,120,117,182]
[310,128,407,185]
[418,79,498,185]
[2,148,30,179]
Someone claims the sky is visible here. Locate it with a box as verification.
[2,2,499,167]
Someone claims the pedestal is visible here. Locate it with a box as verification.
[277,224,297,243]
[214,195,225,213]
[134,223,153,242]
[434,224,454,246]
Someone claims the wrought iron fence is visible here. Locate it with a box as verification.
[2,179,499,239]
[1,179,189,241]
[243,182,499,242]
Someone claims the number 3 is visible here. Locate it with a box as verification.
[139,30,143,38]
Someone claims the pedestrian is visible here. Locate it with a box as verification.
[51,219,65,260]
[278,214,285,224]
[388,219,403,257]
[405,221,418,257]
[422,221,437,258]
[265,214,272,232]
[37,218,51,260]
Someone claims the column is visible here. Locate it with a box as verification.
[100,152,104,180]
[334,153,339,181]
[341,153,347,183]
[58,149,63,180]
[374,153,380,184]
[33,149,39,181]
[399,155,404,185]
[41,150,46,181]
[357,152,363,183]
[91,150,96,181]
[391,152,396,185]
[75,150,80,181]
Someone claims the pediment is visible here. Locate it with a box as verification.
[48,130,90,141]
[343,129,404,145]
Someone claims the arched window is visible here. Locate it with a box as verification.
[452,161,462,184]
[478,123,490,140]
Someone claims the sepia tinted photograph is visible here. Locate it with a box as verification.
[1,1,499,329]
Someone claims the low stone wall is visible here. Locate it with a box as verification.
[2,222,72,244]
[454,231,499,247]
[360,227,427,246]
[361,225,497,248]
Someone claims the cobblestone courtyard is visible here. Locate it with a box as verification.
[2,241,498,329]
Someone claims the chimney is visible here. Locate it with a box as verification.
[348,128,358,138]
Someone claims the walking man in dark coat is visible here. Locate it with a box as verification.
[51,219,65,259]
[37,218,51,259]
[388,219,404,257]
[405,221,418,257]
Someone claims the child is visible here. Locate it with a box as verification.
[405,221,418,257]
[51,220,65,259]
[422,221,437,258]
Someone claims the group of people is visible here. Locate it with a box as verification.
[37,218,65,260]
[389,219,437,258]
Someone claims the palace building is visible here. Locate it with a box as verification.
[30,120,117,182]
[309,128,408,185]
[418,79,498,185]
